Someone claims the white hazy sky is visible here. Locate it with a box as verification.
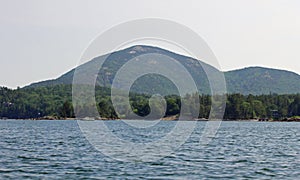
[0,0,300,89]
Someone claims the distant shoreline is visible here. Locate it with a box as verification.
[1,117,299,122]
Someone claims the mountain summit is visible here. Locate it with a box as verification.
[27,45,300,95]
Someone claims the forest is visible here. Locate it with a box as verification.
[0,85,299,120]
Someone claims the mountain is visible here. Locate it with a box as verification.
[225,67,300,95]
[26,45,300,95]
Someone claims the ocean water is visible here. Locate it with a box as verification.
[0,120,299,179]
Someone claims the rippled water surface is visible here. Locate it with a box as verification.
[0,120,299,179]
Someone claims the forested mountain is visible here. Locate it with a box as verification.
[225,67,300,95]
[27,45,300,95]
[3,45,298,120]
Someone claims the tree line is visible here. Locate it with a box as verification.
[0,85,299,120]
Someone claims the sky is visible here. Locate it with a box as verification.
[0,0,300,89]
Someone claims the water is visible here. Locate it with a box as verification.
[0,120,299,179]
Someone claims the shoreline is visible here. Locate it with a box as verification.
[1,117,299,122]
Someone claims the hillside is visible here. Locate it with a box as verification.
[225,67,300,94]
[27,45,300,95]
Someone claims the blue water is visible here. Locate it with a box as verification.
[0,120,299,179]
